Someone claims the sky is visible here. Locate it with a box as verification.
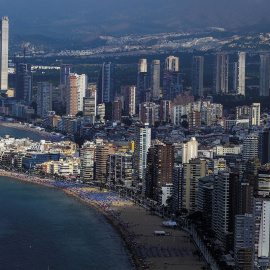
[2,0,270,37]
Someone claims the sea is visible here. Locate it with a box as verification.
[0,125,45,142]
[0,126,134,270]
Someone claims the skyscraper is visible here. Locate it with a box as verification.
[138,59,147,73]
[150,60,160,101]
[182,137,198,164]
[249,103,261,126]
[259,54,270,96]
[61,64,72,85]
[97,62,115,104]
[259,128,270,165]
[233,52,246,96]
[0,17,9,92]
[76,74,88,112]
[191,56,204,96]
[133,123,151,188]
[213,52,229,94]
[183,158,208,212]
[37,82,53,118]
[242,133,259,161]
[66,74,78,116]
[137,72,150,106]
[15,62,33,102]
[145,143,174,201]
[165,56,179,72]
[163,56,182,100]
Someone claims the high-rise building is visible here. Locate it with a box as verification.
[133,124,151,189]
[172,165,183,212]
[123,85,136,116]
[242,133,259,161]
[259,129,270,165]
[37,82,53,118]
[0,17,9,92]
[137,72,150,106]
[97,103,105,123]
[66,74,78,116]
[212,170,231,247]
[83,97,96,124]
[257,165,270,196]
[233,52,246,96]
[234,214,253,270]
[107,152,133,187]
[183,158,208,212]
[97,62,115,104]
[139,102,157,126]
[77,74,88,112]
[198,175,214,227]
[112,100,122,121]
[191,56,204,96]
[61,64,72,85]
[80,143,95,182]
[182,137,198,164]
[260,55,270,96]
[145,143,174,201]
[249,103,261,126]
[165,56,179,72]
[15,62,33,102]
[138,59,147,73]
[150,60,160,101]
[95,143,116,183]
[253,196,270,269]
[213,52,229,94]
[160,100,172,123]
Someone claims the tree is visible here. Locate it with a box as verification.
[181,120,189,129]
[76,111,83,117]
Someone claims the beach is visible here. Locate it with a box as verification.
[0,170,207,270]
[0,122,63,141]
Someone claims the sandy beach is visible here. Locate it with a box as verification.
[0,122,63,141]
[0,170,207,270]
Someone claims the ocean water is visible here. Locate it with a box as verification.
[0,176,134,270]
[0,125,45,142]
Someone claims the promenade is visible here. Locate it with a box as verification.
[0,170,207,270]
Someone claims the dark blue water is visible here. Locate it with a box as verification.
[0,125,45,142]
[0,176,134,270]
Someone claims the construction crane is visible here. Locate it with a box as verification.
[56,59,74,85]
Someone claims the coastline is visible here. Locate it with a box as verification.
[0,122,63,141]
[0,170,206,270]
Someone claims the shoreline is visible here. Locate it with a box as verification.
[0,122,63,141]
[0,170,207,270]
[0,170,139,269]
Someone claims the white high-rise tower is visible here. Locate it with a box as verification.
[0,17,9,91]
[233,52,246,96]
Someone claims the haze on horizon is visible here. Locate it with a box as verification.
[2,0,270,37]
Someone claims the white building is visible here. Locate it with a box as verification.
[250,103,261,126]
[77,74,88,112]
[0,17,9,91]
[133,124,151,188]
[242,133,259,161]
[138,59,147,73]
[165,56,179,72]
[233,52,246,96]
[253,197,270,269]
[214,145,242,156]
[182,137,198,164]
